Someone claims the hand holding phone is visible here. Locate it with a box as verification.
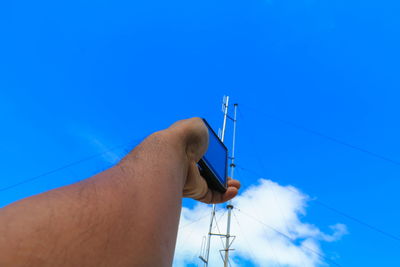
[198,119,228,193]
[169,117,238,202]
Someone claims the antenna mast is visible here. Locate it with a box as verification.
[200,96,230,266]
[223,103,238,267]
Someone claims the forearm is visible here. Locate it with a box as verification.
[0,130,188,266]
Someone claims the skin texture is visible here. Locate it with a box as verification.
[0,118,240,267]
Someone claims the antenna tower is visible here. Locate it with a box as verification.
[199,96,238,267]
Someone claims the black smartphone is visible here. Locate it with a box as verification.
[198,119,228,193]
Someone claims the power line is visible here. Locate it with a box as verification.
[236,165,400,244]
[235,208,342,267]
[0,139,140,193]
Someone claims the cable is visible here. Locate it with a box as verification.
[241,105,400,167]
[232,210,283,267]
[215,209,228,249]
[315,200,400,242]
[179,208,222,230]
[176,208,222,255]
[235,208,342,267]
[237,107,400,243]
[242,121,302,267]
[237,165,400,244]
[238,107,400,241]
[0,139,140,193]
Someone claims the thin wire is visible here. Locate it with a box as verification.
[235,208,342,267]
[241,117,305,267]
[232,169,284,267]
[232,210,283,267]
[176,208,222,255]
[231,210,256,259]
[179,208,222,230]
[0,139,140,193]
[176,207,226,264]
[243,106,400,167]
[216,209,229,266]
[215,209,228,249]
[237,165,400,244]
[314,200,400,242]
[239,106,400,242]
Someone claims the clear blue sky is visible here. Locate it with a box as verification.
[1,0,400,266]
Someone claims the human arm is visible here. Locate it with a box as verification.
[0,118,240,267]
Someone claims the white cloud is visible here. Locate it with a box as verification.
[174,179,347,267]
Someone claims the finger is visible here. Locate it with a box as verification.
[197,178,241,204]
[196,189,214,204]
[221,186,239,203]
[227,178,241,190]
[203,185,239,204]
[195,187,227,204]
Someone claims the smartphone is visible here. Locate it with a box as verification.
[198,119,228,193]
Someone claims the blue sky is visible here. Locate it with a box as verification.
[1,0,400,266]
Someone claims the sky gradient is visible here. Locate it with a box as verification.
[1,0,400,266]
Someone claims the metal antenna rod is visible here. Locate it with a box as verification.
[221,96,229,143]
[223,103,238,267]
[201,95,230,267]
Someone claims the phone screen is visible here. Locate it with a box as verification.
[202,120,228,187]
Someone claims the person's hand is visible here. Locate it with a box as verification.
[168,117,240,204]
